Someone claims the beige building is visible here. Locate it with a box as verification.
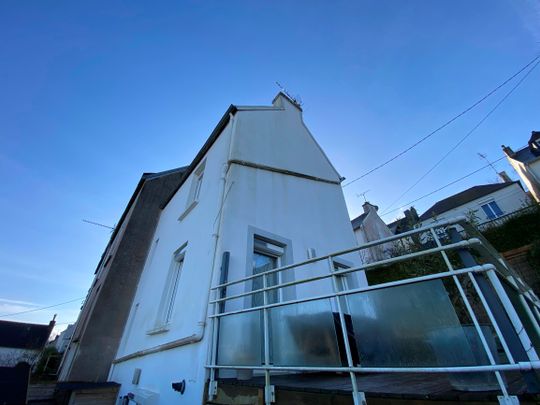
[502,131,540,202]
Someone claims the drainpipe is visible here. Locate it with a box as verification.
[111,112,237,365]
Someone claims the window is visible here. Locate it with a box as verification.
[151,244,186,332]
[481,201,503,220]
[189,161,205,204]
[252,238,284,307]
[179,161,205,220]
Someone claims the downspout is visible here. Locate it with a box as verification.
[112,112,237,365]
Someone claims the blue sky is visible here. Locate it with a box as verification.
[1,1,539,332]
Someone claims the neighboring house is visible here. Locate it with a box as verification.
[0,319,55,367]
[418,181,528,228]
[351,202,395,261]
[107,93,365,404]
[58,166,188,383]
[503,131,540,202]
[54,324,75,354]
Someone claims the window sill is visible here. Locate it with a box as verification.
[146,325,170,336]
[179,200,198,221]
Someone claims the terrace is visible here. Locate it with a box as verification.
[206,217,540,405]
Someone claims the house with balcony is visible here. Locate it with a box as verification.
[62,93,540,405]
[503,131,540,203]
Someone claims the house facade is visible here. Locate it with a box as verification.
[503,131,540,203]
[107,93,365,404]
[351,202,395,261]
[58,167,187,383]
[53,324,75,354]
[418,181,529,228]
[0,319,54,367]
[59,94,540,404]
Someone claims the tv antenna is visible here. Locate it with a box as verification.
[82,219,115,231]
[275,82,303,107]
[356,189,371,203]
[477,153,499,176]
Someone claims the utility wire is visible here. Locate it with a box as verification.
[0,297,85,318]
[379,156,506,218]
[343,54,540,188]
[382,58,540,213]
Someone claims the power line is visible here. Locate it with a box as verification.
[82,219,115,231]
[379,156,506,218]
[0,297,85,318]
[382,57,540,213]
[343,54,540,188]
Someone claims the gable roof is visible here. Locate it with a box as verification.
[513,146,540,165]
[0,319,54,350]
[419,181,521,221]
[161,93,342,210]
[161,105,237,208]
[351,212,368,230]
[93,166,189,273]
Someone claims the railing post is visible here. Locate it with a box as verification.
[429,228,509,397]
[262,271,274,404]
[328,257,366,405]
[448,227,540,392]
[207,251,230,400]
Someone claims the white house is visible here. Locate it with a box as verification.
[54,324,75,354]
[418,181,529,228]
[503,131,540,203]
[351,202,395,261]
[108,93,366,404]
[0,319,54,367]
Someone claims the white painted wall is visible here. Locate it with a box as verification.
[0,347,40,367]
[109,95,364,404]
[55,324,75,353]
[353,204,395,262]
[419,182,529,228]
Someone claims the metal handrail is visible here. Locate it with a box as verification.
[206,216,540,405]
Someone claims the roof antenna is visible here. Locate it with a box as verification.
[275,82,303,107]
[356,189,371,203]
[82,219,115,232]
[477,153,499,177]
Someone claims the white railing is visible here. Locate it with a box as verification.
[206,217,540,405]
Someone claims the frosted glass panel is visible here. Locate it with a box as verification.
[348,280,486,367]
[217,311,262,366]
[270,299,342,366]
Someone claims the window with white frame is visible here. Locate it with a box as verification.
[189,162,205,205]
[252,237,284,307]
[155,244,186,329]
[480,201,503,220]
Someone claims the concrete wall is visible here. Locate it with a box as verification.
[109,95,364,404]
[419,183,529,228]
[59,170,185,383]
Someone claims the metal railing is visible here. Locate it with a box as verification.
[477,203,539,231]
[206,217,540,405]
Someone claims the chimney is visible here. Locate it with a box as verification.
[501,145,515,158]
[362,201,379,214]
[498,171,512,183]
